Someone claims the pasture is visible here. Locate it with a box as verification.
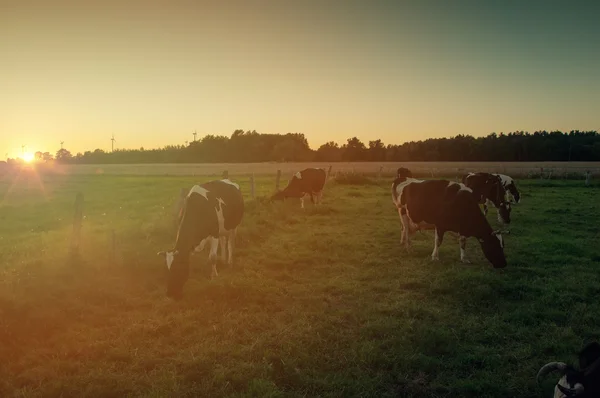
[1,165,599,397]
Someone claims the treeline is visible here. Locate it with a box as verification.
[7,129,600,165]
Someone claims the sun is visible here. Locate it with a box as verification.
[22,152,35,163]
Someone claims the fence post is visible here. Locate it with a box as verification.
[585,170,591,186]
[222,170,229,179]
[378,166,383,180]
[250,174,255,199]
[71,192,84,254]
[327,165,332,179]
[276,169,282,191]
[174,188,187,222]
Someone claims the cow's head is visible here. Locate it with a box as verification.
[537,362,585,398]
[478,230,508,268]
[271,190,286,201]
[157,249,189,299]
[397,167,412,179]
[508,182,521,204]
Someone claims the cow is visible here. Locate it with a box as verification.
[493,173,521,204]
[537,341,600,397]
[462,172,511,224]
[392,176,508,268]
[158,179,244,299]
[271,167,327,209]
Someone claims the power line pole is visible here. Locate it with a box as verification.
[193,130,197,142]
[111,134,116,152]
[60,141,64,150]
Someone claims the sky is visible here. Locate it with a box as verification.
[1,0,599,158]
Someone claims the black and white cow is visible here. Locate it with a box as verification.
[271,167,327,209]
[462,172,511,224]
[493,173,521,204]
[392,176,508,268]
[158,179,244,299]
[537,341,600,397]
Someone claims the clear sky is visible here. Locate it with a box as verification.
[1,0,599,158]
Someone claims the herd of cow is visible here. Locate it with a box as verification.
[156,167,599,397]
[157,166,519,299]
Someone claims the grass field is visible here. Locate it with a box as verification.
[3,161,600,179]
[1,167,599,397]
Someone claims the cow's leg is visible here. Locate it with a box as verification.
[459,235,470,263]
[207,237,219,278]
[431,228,444,261]
[219,236,227,264]
[300,194,305,210]
[310,192,315,205]
[398,208,405,245]
[227,228,236,266]
[400,209,412,249]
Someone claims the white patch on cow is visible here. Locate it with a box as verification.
[294,172,302,179]
[166,252,175,270]
[221,179,240,190]
[555,375,583,398]
[495,234,504,248]
[494,173,513,188]
[450,181,473,193]
[189,185,209,199]
[194,238,208,253]
[392,177,423,207]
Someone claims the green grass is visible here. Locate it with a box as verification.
[1,170,599,397]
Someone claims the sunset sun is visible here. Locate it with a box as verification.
[22,152,35,163]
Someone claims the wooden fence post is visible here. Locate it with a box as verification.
[327,165,332,179]
[250,174,255,199]
[378,166,383,179]
[275,170,282,191]
[71,192,84,253]
[223,170,229,179]
[174,188,187,222]
[585,170,591,186]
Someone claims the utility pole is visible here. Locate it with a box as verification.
[60,141,64,150]
[111,134,116,152]
[193,130,197,142]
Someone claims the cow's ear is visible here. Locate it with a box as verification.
[173,250,179,256]
[157,251,166,257]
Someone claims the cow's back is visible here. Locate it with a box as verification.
[301,168,327,192]
[199,179,244,231]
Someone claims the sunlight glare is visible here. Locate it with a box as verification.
[22,152,35,163]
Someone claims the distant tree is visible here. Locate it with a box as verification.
[316,141,342,162]
[342,137,367,161]
[55,148,73,162]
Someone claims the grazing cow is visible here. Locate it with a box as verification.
[492,173,521,204]
[271,167,327,209]
[537,341,600,397]
[397,167,413,178]
[462,172,511,224]
[392,176,508,268]
[158,179,244,299]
